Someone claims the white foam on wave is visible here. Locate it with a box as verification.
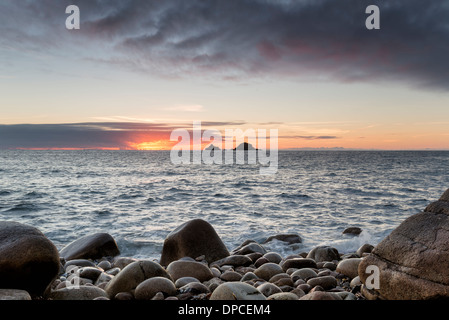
[327,230,380,254]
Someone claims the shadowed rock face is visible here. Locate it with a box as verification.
[160,219,230,266]
[359,188,449,300]
[0,221,60,297]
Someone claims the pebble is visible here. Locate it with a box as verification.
[134,277,177,300]
[254,262,284,281]
[15,230,374,301]
[220,270,242,281]
[291,268,318,281]
[166,260,214,282]
[263,252,283,264]
[97,260,112,270]
[257,282,282,297]
[336,258,362,279]
[115,292,134,300]
[307,276,338,290]
[281,258,317,271]
[240,272,259,282]
[210,282,266,300]
[267,292,299,300]
[174,277,200,288]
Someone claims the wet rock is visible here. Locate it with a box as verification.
[232,241,267,256]
[78,267,103,281]
[263,252,283,264]
[254,262,283,281]
[175,277,200,288]
[160,219,230,266]
[112,257,138,269]
[220,270,242,282]
[263,234,302,245]
[64,259,96,270]
[114,292,134,300]
[307,276,338,290]
[307,246,340,263]
[240,272,259,282]
[281,258,317,271]
[97,260,112,270]
[210,282,266,300]
[254,257,269,268]
[0,221,60,296]
[291,268,318,281]
[257,282,282,297]
[356,244,374,257]
[135,277,177,300]
[49,286,108,300]
[342,227,363,236]
[336,258,362,279]
[59,233,120,261]
[358,188,449,300]
[211,255,252,268]
[105,260,171,298]
[166,260,214,282]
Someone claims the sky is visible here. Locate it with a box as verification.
[1,0,449,150]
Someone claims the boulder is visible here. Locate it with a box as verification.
[359,188,449,300]
[135,277,177,300]
[253,262,283,281]
[166,260,214,282]
[336,258,362,279]
[174,277,200,288]
[0,221,60,296]
[342,227,363,236]
[160,219,229,266]
[291,268,318,281]
[211,255,252,268]
[232,241,267,255]
[257,282,282,297]
[48,286,108,300]
[263,234,302,245]
[281,258,317,271]
[306,246,340,263]
[105,260,171,298]
[263,252,283,264]
[59,233,120,261]
[356,244,374,257]
[306,276,337,290]
[210,282,266,300]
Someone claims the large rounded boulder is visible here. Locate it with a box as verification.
[160,219,229,266]
[0,221,60,297]
[59,233,120,261]
[359,188,449,299]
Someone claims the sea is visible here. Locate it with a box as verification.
[1,150,448,261]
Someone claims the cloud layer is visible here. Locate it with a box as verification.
[1,0,449,90]
[0,121,248,149]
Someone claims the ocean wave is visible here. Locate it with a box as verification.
[6,202,41,212]
[0,190,12,196]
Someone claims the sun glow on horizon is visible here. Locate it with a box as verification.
[128,140,175,150]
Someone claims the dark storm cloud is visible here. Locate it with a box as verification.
[0,121,247,149]
[1,0,449,89]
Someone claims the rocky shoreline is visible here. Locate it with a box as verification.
[0,220,370,301]
[1,187,449,300]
